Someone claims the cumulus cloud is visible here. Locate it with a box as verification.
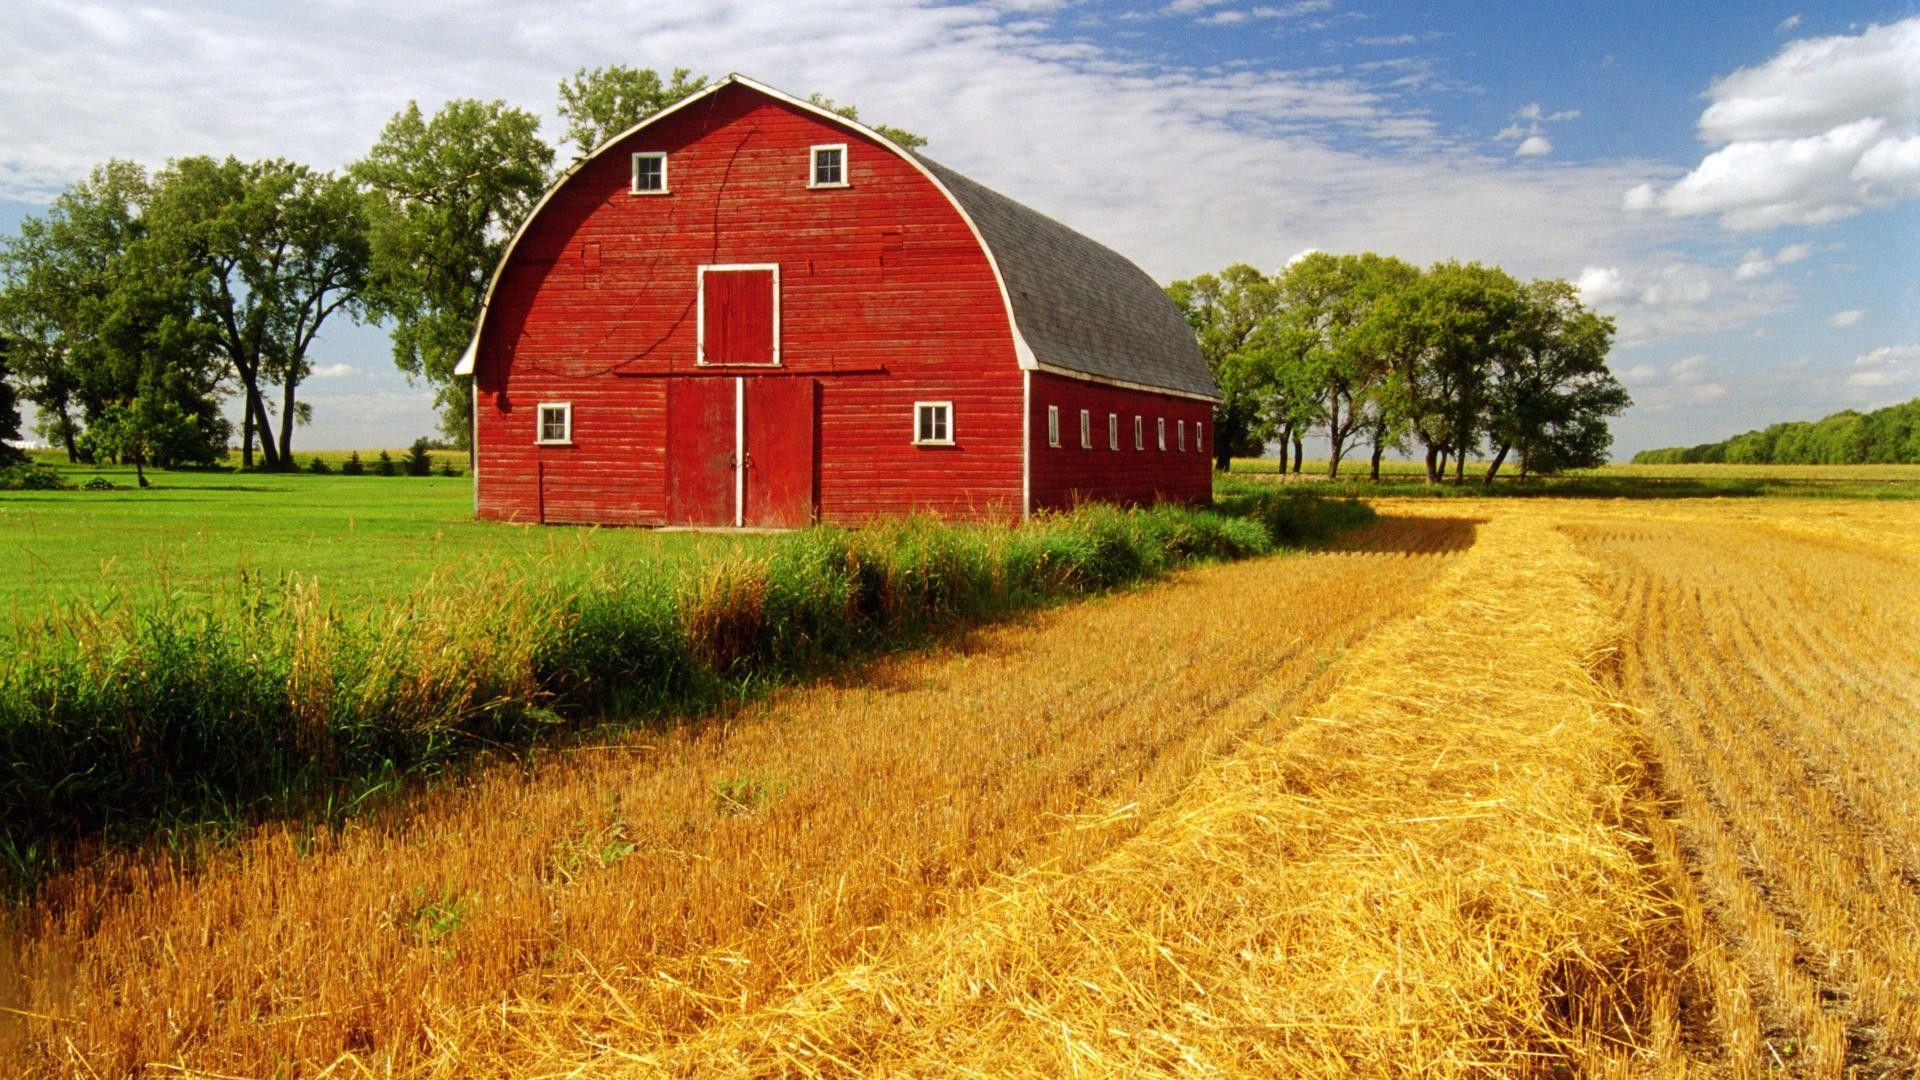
[1575,259,1792,344]
[1733,241,1812,280]
[1776,14,1801,34]
[1847,343,1920,388]
[1828,308,1865,327]
[311,362,356,378]
[1627,17,1920,229]
[1495,101,1577,157]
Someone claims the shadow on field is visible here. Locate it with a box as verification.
[1236,473,1920,501]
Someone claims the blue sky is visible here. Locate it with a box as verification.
[2,0,1917,453]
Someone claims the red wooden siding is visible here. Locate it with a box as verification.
[701,269,776,366]
[1026,371,1213,512]
[474,83,1023,525]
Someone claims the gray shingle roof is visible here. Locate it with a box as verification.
[914,154,1218,401]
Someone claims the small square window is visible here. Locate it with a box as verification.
[1134,415,1144,450]
[537,402,573,445]
[1157,417,1166,451]
[810,144,847,188]
[1079,409,1092,449]
[1108,413,1119,451]
[1177,419,1186,451]
[1047,405,1060,448]
[914,401,953,445]
[631,152,667,194]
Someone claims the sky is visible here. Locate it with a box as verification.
[1,0,1917,454]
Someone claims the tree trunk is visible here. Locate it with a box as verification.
[1276,423,1291,474]
[1454,449,1466,484]
[1370,440,1384,482]
[58,403,78,462]
[1484,442,1510,487]
[278,369,297,466]
[246,383,281,470]
[1424,443,1441,483]
[1291,435,1304,474]
[241,398,255,470]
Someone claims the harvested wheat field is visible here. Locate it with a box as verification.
[5,498,1919,1077]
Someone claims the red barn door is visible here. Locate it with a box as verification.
[744,378,816,528]
[667,378,735,525]
[700,266,777,366]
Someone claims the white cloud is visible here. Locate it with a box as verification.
[1629,17,1920,229]
[1576,265,1630,305]
[1495,101,1577,156]
[1514,135,1552,157]
[1828,308,1865,327]
[1846,343,1920,388]
[1776,14,1801,34]
[312,362,356,378]
[1733,241,1813,279]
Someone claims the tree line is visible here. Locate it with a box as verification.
[0,67,921,470]
[1169,254,1630,484]
[1633,397,1920,465]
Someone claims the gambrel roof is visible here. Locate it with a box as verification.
[458,74,1217,403]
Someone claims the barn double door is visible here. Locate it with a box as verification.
[667,377,816,527]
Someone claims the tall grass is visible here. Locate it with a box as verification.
[0,493,1365,881]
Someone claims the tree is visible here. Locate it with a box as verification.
[1271,253,1418,478]
[804,93,928,150]
[78,384,202,487]
[0,160,230,465]
[1166,265,1279,471]
[143,156,369,469]
[354,99,555,445]
[404,436,433,476]
[1482,279,1628,483]
[1374,262,1522,482]
[557,65,708,155]
[0,338,26,465]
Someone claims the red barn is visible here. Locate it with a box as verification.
[455,74,1217,527]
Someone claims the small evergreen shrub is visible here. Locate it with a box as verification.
[307,456,333,475]
[340,451,365,476]
[374,451,396,477]
[0,464,64,491]
[404,438,433,477]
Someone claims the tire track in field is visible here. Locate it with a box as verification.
[3,514,1474,1077]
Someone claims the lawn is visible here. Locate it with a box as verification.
[0,456,751,618]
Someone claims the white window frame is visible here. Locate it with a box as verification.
[1079,409,1092,449]
[1178,419,1186,452]
[695,263,782,367]
[1047,405,1060,448]
[1134,415,1144,450]
[630,151,668,194]
[535,401,573,446]
[913,400,954,446]
[1157,417,1167,451]
[1108,412,1119,451]
[808,143,849,189]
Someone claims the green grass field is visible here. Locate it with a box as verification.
[0,455,749,619]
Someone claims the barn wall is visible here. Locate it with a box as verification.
[1026,371,1215,512]
[473,83,1024,525]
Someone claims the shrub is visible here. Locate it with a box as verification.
[82,477,114,491]
[307,456,333,475]
[405,438,433,477]
[437,460,459,478]
[340,451,365,476]
[0,464,64,491]
[374,451,396,477]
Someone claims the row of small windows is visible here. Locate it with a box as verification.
[631,145,848,194]
[537,400,1198,454]
[1046,406,1201,453]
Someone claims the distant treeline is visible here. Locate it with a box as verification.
[1633,397,1920,465]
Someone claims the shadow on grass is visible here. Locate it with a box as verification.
[1225,472,1920,501]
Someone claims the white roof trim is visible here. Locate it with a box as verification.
[454,73,1039,377]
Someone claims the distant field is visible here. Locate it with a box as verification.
[1229,456,1920,498]
[0,458,749,617]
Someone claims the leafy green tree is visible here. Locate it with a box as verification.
[557,65,708,154]
[1271,252,1419,478]
[804,93,928,150]
[0,160,229,465]
[1373,261,1523,482]
[1166,265,1279,471]
[1482,279,1627,482]
[142,156,369,469]
[78,384,201,486]
[354,99,555,445]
